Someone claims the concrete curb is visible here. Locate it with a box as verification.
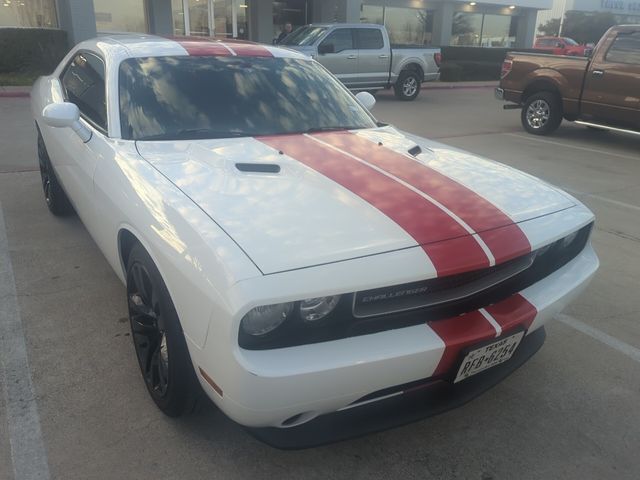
[0,91,30,98]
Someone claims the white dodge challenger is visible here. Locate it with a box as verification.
[32,35,598,447]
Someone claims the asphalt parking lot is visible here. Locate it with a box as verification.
[1,86,639,480]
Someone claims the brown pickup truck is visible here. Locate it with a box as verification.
[496,25,640,135]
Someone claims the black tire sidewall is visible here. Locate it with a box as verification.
[126,243,200,417]
[394,71,421,101]
[521,92,562,135]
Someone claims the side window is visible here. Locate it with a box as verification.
[605,32,640,65]
[356,29,384,50]
[61,52,107,132]
[319,29,354,53]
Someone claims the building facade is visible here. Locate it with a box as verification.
[1,0,552,48]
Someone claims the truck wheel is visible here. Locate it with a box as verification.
[521,92,562,135]
[394,71,421,101]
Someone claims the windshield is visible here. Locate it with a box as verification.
[118,56,376,141]
[280,26,327,46]
[564,37,578,46]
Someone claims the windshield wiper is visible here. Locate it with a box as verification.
[137,129,250,141]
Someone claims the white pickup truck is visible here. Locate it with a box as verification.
[280,23,441,101]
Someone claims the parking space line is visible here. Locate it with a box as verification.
[506,133,640,162]
[562,188,640,213]
[557,314,640,365]
[0,203,51,480]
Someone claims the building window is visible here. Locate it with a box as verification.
[451,12,517,47]
[481,14,516,47]
[171,0,185,35]
[94,0,147,33]
[273,0,309,40]
[361,4,434,46]
[189,0,210,36]
[0,0,57,28]
[360,5,383,25]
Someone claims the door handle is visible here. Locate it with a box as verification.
[592,69,605,77]
[378,54,389,59]
[347,55,357,59]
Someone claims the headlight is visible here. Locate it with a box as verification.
[241,302,293,336]
[300,295,341,322]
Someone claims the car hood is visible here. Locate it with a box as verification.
[136,127,574,275]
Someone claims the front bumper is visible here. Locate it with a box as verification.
[198,243,598,432]
[249,327,546,449]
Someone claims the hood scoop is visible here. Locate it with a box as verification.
[408,145,422,157]
[235,162,281,174]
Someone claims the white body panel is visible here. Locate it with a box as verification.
[31,35,599,429]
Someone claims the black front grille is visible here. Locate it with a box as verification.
[239,223,593,350]
[353,252,534,318]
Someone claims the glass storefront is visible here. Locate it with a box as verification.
[170,0,247,39]
[171,0,186,35]
[94,0,147,33]
[0,0,57,27]
[273,0,309,40]
[451,12,517,47]
[360,3,434,46]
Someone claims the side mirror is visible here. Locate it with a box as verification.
[355,91,376,111]
[42,102,91,142]
[318,43,334,54]
[556,42,564,49]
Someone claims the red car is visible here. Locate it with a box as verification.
[533,36,590,56]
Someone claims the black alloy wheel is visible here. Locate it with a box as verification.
[126,243,201,416]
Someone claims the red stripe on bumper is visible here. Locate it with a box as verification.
[256,134,489,276]
[428,311,496,377]
[485,294,538,331]
[312,131,531,264]
[428,294,538,376]
[429,294,538,377]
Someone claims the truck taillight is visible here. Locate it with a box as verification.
[501,59,513,78]
[434,52,442,67]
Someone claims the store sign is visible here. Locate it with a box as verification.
[599,0,640,12]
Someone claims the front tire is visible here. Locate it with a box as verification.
[37,131,73,216]
[394,70,421,101]
[126,243,201,417]
[521,92,563,135]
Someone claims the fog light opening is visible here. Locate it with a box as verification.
[280,411,318,428]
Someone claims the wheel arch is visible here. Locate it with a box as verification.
[399,62,424,81]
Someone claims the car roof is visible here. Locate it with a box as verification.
[76,34,309,62]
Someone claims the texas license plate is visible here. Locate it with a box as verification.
[454,331,525,383]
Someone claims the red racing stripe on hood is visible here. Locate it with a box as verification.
[174,39,234,56]
[428,294,538,377]
[257,134,490,276]
[311,131,532,265]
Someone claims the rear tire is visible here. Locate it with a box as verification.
[126,243,202,417]
[521,91,562,135]
[37,131,73,216]
[394,70,421,101]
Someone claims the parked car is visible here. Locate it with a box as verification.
[498,25,640,135]
[32,35,598,447]
[533,36,591,56]
[280,23,441,100]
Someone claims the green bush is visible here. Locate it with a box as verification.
[0,28,68,76]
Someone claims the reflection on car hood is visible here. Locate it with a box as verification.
[136,127,574,275]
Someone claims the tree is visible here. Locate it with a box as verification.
[538,11,617,44]
[538,18,560,37]
[562,11,616,44]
